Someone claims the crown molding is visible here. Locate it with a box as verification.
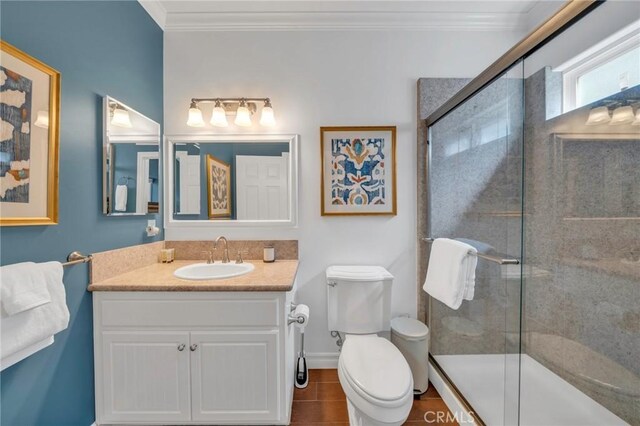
[138,0,167,29]
[163,11,527,32]
[139,0,540,33]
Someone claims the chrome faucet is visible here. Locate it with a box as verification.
[214,236,230,263]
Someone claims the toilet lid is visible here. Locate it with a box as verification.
[339,336,412,402]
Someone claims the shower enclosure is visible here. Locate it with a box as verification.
[421,2,639,425]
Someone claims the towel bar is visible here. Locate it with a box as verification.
[62,251,92,267]
[421,238,520,265]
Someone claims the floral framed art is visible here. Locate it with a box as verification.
[320,126,397,216]
[0,41,60,226]
[206,154,231,219]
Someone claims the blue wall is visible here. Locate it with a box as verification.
[0,2,163,425]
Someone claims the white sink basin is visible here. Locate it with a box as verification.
[174,262,255,280]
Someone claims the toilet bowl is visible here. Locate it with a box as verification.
[338,334,414,426]
[326,265,413,425]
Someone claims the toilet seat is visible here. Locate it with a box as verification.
[338,335,414,424]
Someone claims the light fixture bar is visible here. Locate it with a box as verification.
[191,97,271,104]
[187,97,275,128]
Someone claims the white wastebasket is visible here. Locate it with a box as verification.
[390,317,430,394]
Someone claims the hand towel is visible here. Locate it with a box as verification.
[423,238,477,310]
[456,238,495,301]
[115,184,128,211]
[1,262,70,364]
[0,262,51,316]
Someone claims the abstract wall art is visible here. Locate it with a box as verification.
[206,154,231,218]
[321,126,397,216]
[0,41,60,226]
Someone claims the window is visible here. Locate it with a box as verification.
[558,21,640,113]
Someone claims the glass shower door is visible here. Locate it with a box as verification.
[427,61,524,426]
[520,2,639,424]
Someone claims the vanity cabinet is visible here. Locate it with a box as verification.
[93,290,296,425]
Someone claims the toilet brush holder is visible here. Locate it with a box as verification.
[290,304,310,389]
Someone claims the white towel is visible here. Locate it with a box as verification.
[423,238,478,310]
[0,262,70,366]
[0,262,51,316]
[115,184,128,211]
[456,238,496,301]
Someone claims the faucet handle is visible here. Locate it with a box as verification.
[201,250,213,264]
[235,250,249,264]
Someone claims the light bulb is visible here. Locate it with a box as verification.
[111,106,133,128]
[210,103,228,127]
[260,105,276,127]
[187,103,205,127]
[235,104,252,127]
[34,110,49,129]
[609,106,634,125]
[585,106,611,126]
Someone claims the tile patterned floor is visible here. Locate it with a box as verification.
[291,369,459,425]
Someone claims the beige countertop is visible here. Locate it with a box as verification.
[88,260,299,292]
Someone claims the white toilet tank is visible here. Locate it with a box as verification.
[326,266,394,334]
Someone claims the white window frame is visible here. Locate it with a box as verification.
[556,21,640,113]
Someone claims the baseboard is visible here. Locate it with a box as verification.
[429,360,478,426]
[306,352,339,369]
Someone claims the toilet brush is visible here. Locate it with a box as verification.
[295,331,308,389]
[291,304,310,389]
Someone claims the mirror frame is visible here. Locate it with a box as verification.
[102,96,161,216]
[164,134,299,229]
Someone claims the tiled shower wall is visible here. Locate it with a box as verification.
[523,68,639,423]
[418,74,524,358]
[418,71,639,423]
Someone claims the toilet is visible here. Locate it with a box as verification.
[326,266,414,426]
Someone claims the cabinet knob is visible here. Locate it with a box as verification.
[177,344,186,351]
[190,344,198,351]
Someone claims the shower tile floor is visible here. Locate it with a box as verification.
[291,369,458,425]
[436,354,628,426]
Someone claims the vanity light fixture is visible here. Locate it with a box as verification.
[186,97,275,128]
[260,99,276,127]
[111,104,133,128]
[210,100,228,127]
[585,100,639,126]
[187,101,205,127]
[609,105,635,125]
[234,99,253,127]
[585,106,611,125]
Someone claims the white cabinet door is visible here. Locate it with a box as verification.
[190,330,280,423]
[100,331,191,423]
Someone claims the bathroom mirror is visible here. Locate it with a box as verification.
[165,134,298,227]
[102,96,161,215]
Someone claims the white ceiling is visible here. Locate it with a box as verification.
[139,0,565,32]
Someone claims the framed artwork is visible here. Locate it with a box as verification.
[321,126,397,216]
[206,154,231,218]
[0,40,60,226]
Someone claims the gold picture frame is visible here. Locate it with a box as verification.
[0,40,60,226]
[320,126,397,216]
[206,154,232,218]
